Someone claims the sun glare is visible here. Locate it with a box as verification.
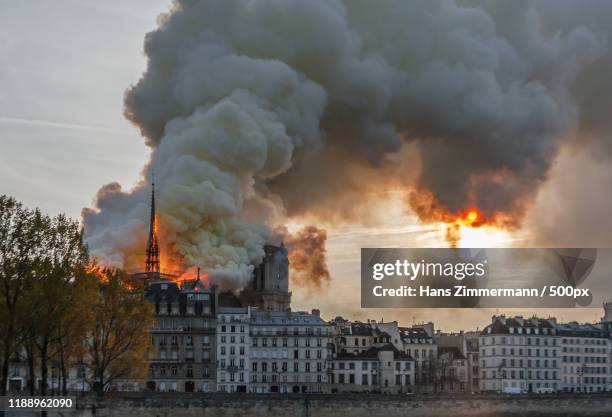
[456,224,513,247]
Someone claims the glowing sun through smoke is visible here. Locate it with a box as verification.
[442,209,513,248]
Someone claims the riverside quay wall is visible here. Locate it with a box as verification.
[7,394,612,417]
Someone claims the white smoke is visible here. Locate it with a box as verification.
[83,0,612,276]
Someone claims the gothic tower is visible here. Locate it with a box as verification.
[240,244,292,311]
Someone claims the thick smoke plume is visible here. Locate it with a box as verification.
[83,0,612,280]
[281,226,330,290]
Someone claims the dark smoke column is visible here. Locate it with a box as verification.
[83,0,610,272]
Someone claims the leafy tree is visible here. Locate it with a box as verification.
[0,195,47,395]
[29,214,88,396]
[54,273,97,395]
[1,195,152,399]
[84,267,152,397]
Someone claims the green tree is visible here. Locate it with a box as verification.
[28,213,89,395]
[54,272,97,395]
[84,267,152,397]
[0,195,47,395]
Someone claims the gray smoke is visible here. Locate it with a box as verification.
[83,0,612,274]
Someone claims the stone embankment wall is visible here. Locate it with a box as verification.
[8,394,612,417]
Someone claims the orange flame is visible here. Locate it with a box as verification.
[86,264,108,282]
[408,187,516,247]
[466,210,478,223]
[176,266,209,284]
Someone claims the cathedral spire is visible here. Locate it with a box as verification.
[145,181,160,274]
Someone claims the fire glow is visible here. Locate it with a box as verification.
[409,188,515,247]
[444,209,513,248]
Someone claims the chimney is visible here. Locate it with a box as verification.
[311,309,320,317]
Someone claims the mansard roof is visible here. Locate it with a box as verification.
[399,327,433,343]
[337,343,413,361]
[350,323,374,336]
[438,346,466,361]
[146,280,216,316]
[556,323,609,338]
[250,310,327,325]
[481,316,558,335]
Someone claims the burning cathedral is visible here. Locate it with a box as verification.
[133,183,291,312]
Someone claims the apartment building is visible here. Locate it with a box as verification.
[250,309,331,393]
[216,307,252,393]
[436,346,468,392]
[331,319,392,355]
[465,332,480,392]
[557,323,610,392]
[479,316,560,393]
[354,320,436,392]
[329,345,413,393]
[400,324,437,392]
[146,279,217,392]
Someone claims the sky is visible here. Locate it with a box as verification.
[0,0,167,216]
[0,0,609,332]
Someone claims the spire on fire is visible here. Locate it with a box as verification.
[145,181,160,274]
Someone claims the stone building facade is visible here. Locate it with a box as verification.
[250,309,331,393]
[146,279,217,392]
[479,316,561,393]
[240,244,291,311]
[557,323,610,392]
[329,345,413,393]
